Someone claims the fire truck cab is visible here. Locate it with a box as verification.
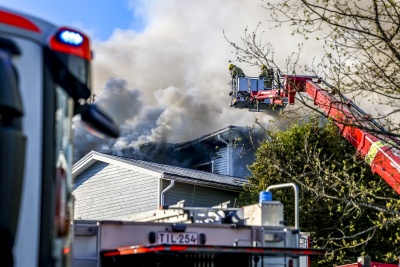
[0,7,119,267]
[72,184,324,267]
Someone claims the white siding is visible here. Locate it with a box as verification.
[73,162,159,220]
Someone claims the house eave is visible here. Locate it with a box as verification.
[72,153,97,178]
[72,151,162,179]
[161,173,245,192]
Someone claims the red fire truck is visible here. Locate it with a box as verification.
[72,183,324,267]
[230,73,400,194]
[0,6,119,267]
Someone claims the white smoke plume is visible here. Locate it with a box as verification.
[73,0,324,161]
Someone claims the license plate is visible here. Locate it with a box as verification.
[157,232,197,244]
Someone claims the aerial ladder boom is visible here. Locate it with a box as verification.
[229,72,400,194]
[285,75,400,194]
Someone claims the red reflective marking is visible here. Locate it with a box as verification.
[109,245,168,256]
[0,10,41,33]
[119,249,136,255]
[63,246,70,255]
[102,245,326,257]
[103,251,121,257]
[49,27,91,60]
[244,248,264,253]
[169,245,188,251]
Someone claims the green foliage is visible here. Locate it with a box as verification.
[240,116,400,266]
[225,0,400,264]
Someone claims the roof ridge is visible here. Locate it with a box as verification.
[75,151,246,189]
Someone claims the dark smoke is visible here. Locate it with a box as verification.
[74,77,163,161]
[73,0,328,163]
[73,76,269,164]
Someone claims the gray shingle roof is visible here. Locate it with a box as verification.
[73,151,246,191]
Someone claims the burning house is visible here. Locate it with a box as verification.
[72,151,245,220]
[118,125,264,178]
[72,125,265,220]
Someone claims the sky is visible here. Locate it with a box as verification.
[0,0,325,160]
[0,0,142,41]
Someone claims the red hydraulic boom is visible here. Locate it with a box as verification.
[229,73,400,194]
[286,75,400,194]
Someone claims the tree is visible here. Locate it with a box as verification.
[224,0,400,139]
[225,1,400,264]
[240,117,400,265]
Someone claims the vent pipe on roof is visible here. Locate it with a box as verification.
[160,179,174,208]
[217,134,231,176]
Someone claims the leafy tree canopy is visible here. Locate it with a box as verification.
[240,116,400,265]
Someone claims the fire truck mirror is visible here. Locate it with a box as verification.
[0,48,23,120]
[79,103,120,138]
[0,37,21,56]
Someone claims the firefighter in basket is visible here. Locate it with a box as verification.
[228,64,245,96]
[259,64,274,89]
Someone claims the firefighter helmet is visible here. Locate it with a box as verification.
[228,64,234,70]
